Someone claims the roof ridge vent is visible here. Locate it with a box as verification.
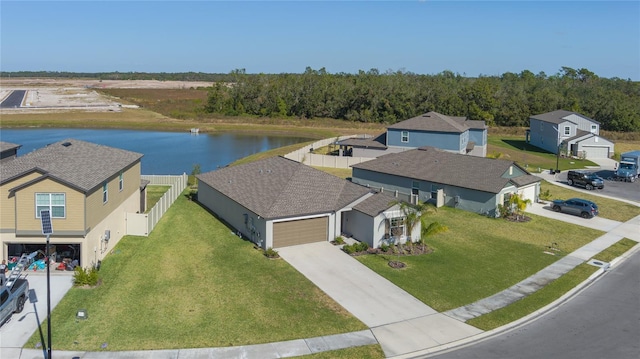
[62,142,72,147]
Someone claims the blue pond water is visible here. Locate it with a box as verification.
[0,128,310,175]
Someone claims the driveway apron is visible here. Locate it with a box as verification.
[278,242,482,357]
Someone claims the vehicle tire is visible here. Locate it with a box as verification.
[581,212,590,219]
[586,184,593,190]
[552,205,561,212]
[567,179,573,186]
[15,295,25,313]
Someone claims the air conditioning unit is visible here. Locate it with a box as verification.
[104,230,110,241]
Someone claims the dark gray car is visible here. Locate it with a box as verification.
[552,198,599,218]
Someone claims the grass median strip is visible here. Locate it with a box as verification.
[467,238,638,331]
[26,191,366,351]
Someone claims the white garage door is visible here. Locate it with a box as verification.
[583,146,610,159]
[273,217,328,248]
[519,185,537,203]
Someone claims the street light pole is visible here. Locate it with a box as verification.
[40,210,53,359]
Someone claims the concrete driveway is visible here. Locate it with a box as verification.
[278,242,482,357]
[0,272,73,357]
[526,202,622,232]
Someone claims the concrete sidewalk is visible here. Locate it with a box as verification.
[278,242,482,357]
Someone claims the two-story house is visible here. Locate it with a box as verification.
[0,139,144,268]
[527,110,614,159]
[337,111,487,158]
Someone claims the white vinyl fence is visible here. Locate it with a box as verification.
[284,135,374,169]
[126,173,188,236]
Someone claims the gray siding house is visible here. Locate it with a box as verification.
[527,110,614,159]
[0,141,22,163]
[351,147,540,217]
[197,156,379,249]
[338,111,487,158]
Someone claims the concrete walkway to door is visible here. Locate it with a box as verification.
[278,242,482,357]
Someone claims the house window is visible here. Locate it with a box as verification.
[390,217,405,238]
[103,182,108,204]
[564,126,570,135]
[591,124,597,133]
[411,181,419,195]
[431,185,441,200]
[401,131,409,143]
[119,172,124,191]
[36,193,65,218]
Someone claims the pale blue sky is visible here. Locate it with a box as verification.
[1,1,639,79]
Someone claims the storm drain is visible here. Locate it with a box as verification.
[587,259,611,270]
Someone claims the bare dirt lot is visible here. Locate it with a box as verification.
[0,79,213,114]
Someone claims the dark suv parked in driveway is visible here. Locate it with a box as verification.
[552,198,599,218]
[567,170,604,190]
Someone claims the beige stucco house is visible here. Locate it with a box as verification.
[0,139,144,268]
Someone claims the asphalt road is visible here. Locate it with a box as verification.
[0,90,26,108]
[554,170,640,203]
[426,249,640,359]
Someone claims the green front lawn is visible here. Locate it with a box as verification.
[467,238,638,330]
[487,136,598,172]
[356,207,604,312]
[27,192,366,351]
[540,180,640,222]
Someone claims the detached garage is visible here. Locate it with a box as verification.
[197,156,372,249]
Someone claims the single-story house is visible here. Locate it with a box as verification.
[351,146,541,217]
[526,110,614,159]
[0,139,145,268]
[0,141,22,163]
[337,111,487,158]
[196,156,421,249]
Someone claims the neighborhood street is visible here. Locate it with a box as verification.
[424,246,640,359]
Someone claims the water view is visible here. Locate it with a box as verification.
[0,128,310,175]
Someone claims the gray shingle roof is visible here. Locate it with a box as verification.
[530,110,599,125]
[1,139,143,192]
[388,111,469,133]
[197,156,371,219]
[353,191,398,217]
[0,141,22,153]
[352,147,538,194]
[510,174,541,187]
[336,133,387,149]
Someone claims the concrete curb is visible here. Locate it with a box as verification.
[391,241,640,359]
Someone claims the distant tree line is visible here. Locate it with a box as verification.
[2,67,638,131]
[203,67,639,132]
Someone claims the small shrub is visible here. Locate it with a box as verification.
[333,236,345,245]
[73,266,99,287]
[342,244,356,255]
[356,242,369,252]
[264,247,279,259]
[380,243,390,252]
[539,189,552,201]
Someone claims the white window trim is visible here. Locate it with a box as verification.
[35,192,66,218]
[564,126,570,135]
[103,182,108,204]
[119,172,124,192]
[401,131,409,143]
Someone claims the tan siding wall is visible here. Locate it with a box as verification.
[15,179,85,232]
[1,172,44,231]
[86,162,141,230]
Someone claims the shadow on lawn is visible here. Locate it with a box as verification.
[501,139,553,155]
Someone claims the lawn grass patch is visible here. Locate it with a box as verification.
[539,180,640,222]
[145,185,171,212]
[26,191,365,351]
[467,237,638,330]
[292,344,385,358]
[355,207,603,312]
[487,135,598,172]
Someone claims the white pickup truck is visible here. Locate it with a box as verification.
[1,252,35,327]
